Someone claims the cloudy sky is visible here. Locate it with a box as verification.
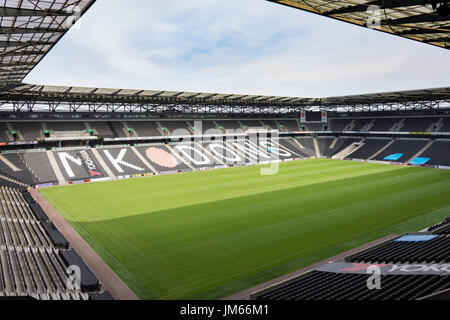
[25,0,450,98]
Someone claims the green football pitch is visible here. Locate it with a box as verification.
[40,159,450,300]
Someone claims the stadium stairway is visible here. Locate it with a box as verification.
[333,139,365,159]
[407,140,434,163]
[368,139,396,160]
[45,151,66,185]
[313,138,321,158]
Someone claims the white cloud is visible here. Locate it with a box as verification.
[25,0,450,97]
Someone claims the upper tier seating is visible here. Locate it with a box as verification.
[109,122,129,138]
[305,123,323,131]
[46,122,87,133]
[329,119,351,131]
[215,121,242,131]
[240,120,263,128]
[193,120,218,132]
[159,121,190,135]
[85,122,114,138]
[401,117,439,132]
[129,121,162,137]
[439,117,450,132]
[2,117,449,142]
[353,119,373,131]
[260,120,280,130]
[277,120,300,132]
[10,122,43,141]
[0,123,11,142]
[370,118,400,132]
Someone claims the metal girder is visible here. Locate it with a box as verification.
[0,84,449,111]
[0,7,72,17]
[326,0,428,15]
[0,50,46,57]
[0,27,66,35]
[0,41,51,47]
[398,28,450,35]
[0,62,35,67]
[0,98,448,115]
[425,36,450,43]
[388,13,450,25]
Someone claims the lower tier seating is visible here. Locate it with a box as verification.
[347,138,391,160]
[416,140,450,166]
[255,271,450,300]
[348,235,450,264]
[373,139,429,163]
[0,182,111,300]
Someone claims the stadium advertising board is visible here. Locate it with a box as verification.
[316,262,450,276]
[91,177,114,183]
[131,173,154,178]
[45,136,97,141]
[6,141,38,146]
[35,183,55,189]
[300,112,306,123]
[300,111,327,123]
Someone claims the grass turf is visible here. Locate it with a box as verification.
[40,159,450,300]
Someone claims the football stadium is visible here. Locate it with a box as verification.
[0,0,449,304]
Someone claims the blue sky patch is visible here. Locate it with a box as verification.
[23,0,450,97]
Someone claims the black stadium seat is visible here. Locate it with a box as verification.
[60,249,100,292]
[41,221,70,249]
[30,203,49,221]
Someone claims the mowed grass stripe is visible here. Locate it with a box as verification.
[40,159,450,300]
[95,173,448,298]
[117,166,440,235]
[45,160,400,222]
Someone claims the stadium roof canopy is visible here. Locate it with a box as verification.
[0,0,448,114]
[0,0,95,84]
[269,0,450,49]
[0,83,449,113]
